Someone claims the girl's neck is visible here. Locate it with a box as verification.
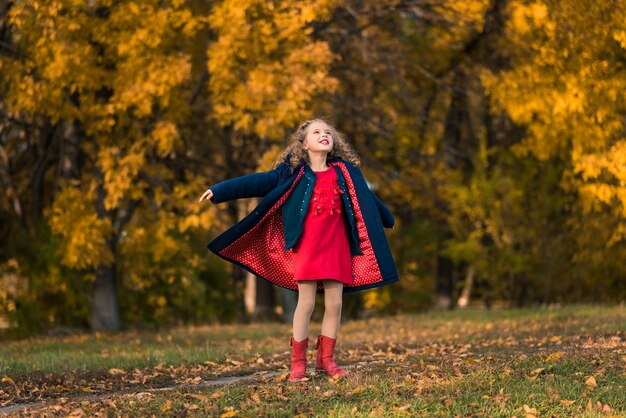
[308,152,329,172]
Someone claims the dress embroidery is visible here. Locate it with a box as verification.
[293,168,353,284]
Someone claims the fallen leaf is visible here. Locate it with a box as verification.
[1,376,20,395]
[560,399,576,406]
[322,390,335,398]
[602,403,615,413]
[68,408,85,417]
[523,404,538,417]
[210,391,225,399]
[585,376,597,387]
[108,368,127,376]
[221,409,239,417]
[346,386,366,396]
[161,399,172,413]
[544,351,565,362]
[135,392,153,401]
[187,393,210,402]
[393,404,412,411]
[523,404,537,414]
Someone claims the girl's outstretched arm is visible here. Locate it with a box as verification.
[201,163,290,204]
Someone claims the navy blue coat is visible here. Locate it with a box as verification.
[207,156,399,294]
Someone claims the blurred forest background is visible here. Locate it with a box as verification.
[1,0,625,337]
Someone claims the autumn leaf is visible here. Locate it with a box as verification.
[135,392,153,401]
[585,375,597,387]
[186,393,210,402]
[393,404,412,411]
[108,368,126,376]
[526,367,545,381]
[523,404,538,418]
[161,399,173,412]
[544,351,565,362]
[1,376,20,395]
[346,386,366,396]
[221,408,239,417]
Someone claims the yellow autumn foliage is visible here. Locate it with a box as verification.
[47,184,115,269]
[486,0,626,226]
[207,0,340,139]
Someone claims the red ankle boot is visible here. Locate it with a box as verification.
[315,334,347,377]
[288,336,309,381]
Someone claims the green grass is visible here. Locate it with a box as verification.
[0,322,288,375]
[1,305,624,416]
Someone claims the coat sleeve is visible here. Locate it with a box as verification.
[371,190,395,228]
[350,162,395,228]
[209,163,289,204]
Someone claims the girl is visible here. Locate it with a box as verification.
[198,118,398,381]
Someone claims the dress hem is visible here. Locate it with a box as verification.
[295,276,352,283]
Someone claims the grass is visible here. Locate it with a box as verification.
[0,322,289,375]
[1,304,625,416]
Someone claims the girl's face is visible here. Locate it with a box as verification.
[302,121,333,154]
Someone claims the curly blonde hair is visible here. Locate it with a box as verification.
[275,117,361,171]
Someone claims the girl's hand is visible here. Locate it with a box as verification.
[199,188,213,203]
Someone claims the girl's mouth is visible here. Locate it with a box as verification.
[320,139,329,145]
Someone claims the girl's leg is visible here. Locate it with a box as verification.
[320,279,344,338]
[292,280,317,341]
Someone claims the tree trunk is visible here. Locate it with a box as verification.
[92,240,121,331]
[457,265,475,308]
[435,253,455,309]
[244,271,256,315]
[31,122,56,227]
[279,288,297,324]
[92,167,121,331]
[252,277,280,322]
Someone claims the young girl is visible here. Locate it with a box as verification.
[198,118,398,381]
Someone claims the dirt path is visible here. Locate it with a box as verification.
[0,365,358,416]
[0,371,278,415]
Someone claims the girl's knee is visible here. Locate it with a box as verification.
[324,298,342,314]
[296,299,316,315]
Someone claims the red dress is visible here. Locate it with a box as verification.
[292,167,353,284]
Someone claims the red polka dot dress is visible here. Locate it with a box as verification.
[292,167,353,284]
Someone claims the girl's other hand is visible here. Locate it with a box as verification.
[199,188,213,202]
